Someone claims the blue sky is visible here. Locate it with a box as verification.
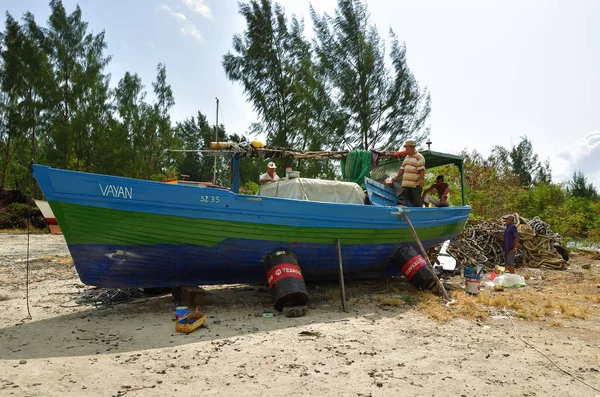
[2,0,599,188]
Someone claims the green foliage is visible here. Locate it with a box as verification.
[242,181,260,195]
[516,182,565,219]
[568,171,598,199]
[463,144,600,242]
[0,2,184,194]
[509,137,539,186]
[461,149,524,219]
[223,0,320,150]
[311,0,430,151]
[423,164,461,206]
[224,0,430,156]
[0,202,32,228]
[490,136,551,187]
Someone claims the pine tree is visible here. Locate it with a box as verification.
[222,0,324,150]
[568,171,598,199]
[42,0,112,171]
[311,0,430,150]
[0,13,52,190]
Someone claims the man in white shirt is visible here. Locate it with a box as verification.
[259,162,279,184]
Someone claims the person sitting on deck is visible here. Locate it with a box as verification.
[422,175,450,207]
[259,162,280,185]
[385,139,425,207]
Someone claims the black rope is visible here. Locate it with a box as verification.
[74,288,146,310]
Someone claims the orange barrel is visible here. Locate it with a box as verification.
[264,251,309,312]
[390,245,435,290]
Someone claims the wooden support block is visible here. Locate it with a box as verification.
[49,224,62,234]
[181,285,206,309]
[282,305,307,318]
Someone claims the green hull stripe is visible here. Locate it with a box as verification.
[50,201,466,246]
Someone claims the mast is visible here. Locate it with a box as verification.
[213,97,219,184]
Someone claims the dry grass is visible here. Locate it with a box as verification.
[0,228,47,234]
[30,255,74,272]
[374,295,406,307]
[414,263,600,324]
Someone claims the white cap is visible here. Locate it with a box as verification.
[267,161,277,169]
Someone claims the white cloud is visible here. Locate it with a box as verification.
[157,3,203,42]
[554,131,600,188]
[183,0,213,19]
[179,24,203,42]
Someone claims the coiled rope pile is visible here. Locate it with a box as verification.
[446,213,567,270]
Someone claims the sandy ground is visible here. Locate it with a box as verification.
[0,233,599,397]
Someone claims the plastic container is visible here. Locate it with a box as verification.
[175,306,188,323]
[465,275,481,295]
[285,166,292,179]
[463,266,475,277]
[288,171,301,179]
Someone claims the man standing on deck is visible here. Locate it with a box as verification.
[259,162,279,184]
[503,214,520,274]
[385,139,425,207]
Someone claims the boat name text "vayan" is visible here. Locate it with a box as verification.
[99,184,133,199]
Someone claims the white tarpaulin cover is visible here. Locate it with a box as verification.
[258,178,366,204]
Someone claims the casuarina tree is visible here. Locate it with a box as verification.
[311,0,430,150]
[223,0,322,149]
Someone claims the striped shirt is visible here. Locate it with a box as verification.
[400,152,425,188]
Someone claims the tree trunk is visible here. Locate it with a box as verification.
[1,135,13,190]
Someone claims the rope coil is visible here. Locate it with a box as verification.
[445,213,567,270]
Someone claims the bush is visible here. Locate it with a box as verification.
[241,181,260,195]
[0,202,45,229]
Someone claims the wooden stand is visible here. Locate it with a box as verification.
[48,224,62,234]
[180,285,206,309]
[403,214,450,301]
[336,238,349,313]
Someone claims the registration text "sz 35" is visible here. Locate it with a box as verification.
[200,196,220,203]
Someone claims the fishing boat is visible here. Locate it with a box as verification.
[32,148,471,288]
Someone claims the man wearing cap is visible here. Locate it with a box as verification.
[385,139,425,207]
[503,214,520,274]
[259,162,280,185]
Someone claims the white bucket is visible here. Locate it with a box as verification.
[465,275,481,295]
